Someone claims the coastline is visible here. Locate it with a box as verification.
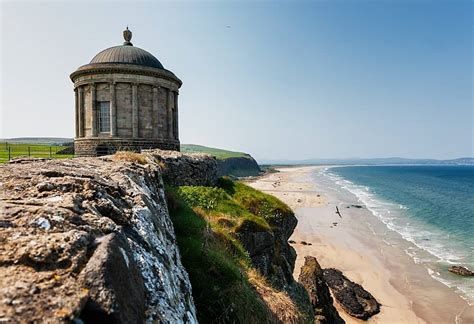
[248,166,474,323]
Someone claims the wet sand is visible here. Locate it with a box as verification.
[249,166,474,323]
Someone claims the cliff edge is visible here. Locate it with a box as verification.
[181,144,261,177]
[0,151,217,323]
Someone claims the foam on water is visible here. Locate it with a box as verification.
[321,166,474,305]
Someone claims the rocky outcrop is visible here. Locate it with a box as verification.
[236,207,297,289]
[0,154,197,323]
[233,194,314,319]
[449,266,474,276]
[145,149,218,186]
[323,268,380,320]
[217,156,261,178]
[298,257,344,324]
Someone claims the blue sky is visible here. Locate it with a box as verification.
[1,0,472,160]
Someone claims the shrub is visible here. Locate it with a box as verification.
[113,151,147,165]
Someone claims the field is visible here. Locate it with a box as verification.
[181,144,249,160]
[0,141,248,163]
[0,142,73,163]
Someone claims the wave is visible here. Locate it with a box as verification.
[321,167,474,304]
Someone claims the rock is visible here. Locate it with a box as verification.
[449,266,474,276]
[236,220,275,278]
[0,154,199,323]
[298,257,344,324]
[144,149,218,186]
[323,268,380,320]
[236,204,298,289]
[79,233,145,323]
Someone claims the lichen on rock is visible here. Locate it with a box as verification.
[0,152,199,323]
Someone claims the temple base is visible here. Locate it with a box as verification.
[74,137,180,157]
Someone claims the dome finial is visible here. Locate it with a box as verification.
[123,26,133,46]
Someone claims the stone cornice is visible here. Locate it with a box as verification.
[70,63,182,88]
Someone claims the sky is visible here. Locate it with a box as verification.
[0,0,472,160]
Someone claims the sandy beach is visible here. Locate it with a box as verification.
[249,166,474,323]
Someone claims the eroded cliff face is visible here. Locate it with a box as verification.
[0,152,206,323]
[236,207,298,289]
[234,196,315,321]
[217,156,261,178]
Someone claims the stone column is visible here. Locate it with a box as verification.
[78,87,84,137]
[74,88,79,138]
[110,82,117,136]
[132,83,139,138]
[91,83,97,137]
[152,86,159,138]
[167,89,173,139]
[174,91,179,140]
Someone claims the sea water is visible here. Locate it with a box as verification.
[323,165,474,304]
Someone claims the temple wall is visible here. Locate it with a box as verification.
[73,71,179,156]
[116,82,133,138]
[138,84,154,138]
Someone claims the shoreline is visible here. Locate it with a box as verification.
[248,166,473,323]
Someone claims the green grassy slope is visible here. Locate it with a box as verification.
[181,144,250,160]
[167,178,307,323]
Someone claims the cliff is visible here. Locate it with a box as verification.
[168,178,313,322]
[0,151,218,323]
[217,156,261,177]
[1,150,341,323]
[181,144,261,177]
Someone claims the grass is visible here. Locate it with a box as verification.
[113,151,148,165]
[181,144,250,160]
[0,142,73,163]
[167,178,304,323]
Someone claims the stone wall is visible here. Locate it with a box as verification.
[116,82,133,137]
[74,138,179,157]
[0,155,198,323]
[144,149,218,187]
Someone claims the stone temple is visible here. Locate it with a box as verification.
[71,27,181,156]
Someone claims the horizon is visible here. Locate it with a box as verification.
[1,1,472,160]
[1,136,472,162]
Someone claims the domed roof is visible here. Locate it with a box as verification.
[89,27,164,69]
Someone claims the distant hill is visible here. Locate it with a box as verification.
[259,157,474,166]
[181,144,261,177]
[1,137,73,145]
[180,144,248,160]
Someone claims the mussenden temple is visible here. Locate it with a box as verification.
[71,28,182,156]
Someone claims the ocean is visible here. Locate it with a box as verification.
[324,165,474,304]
